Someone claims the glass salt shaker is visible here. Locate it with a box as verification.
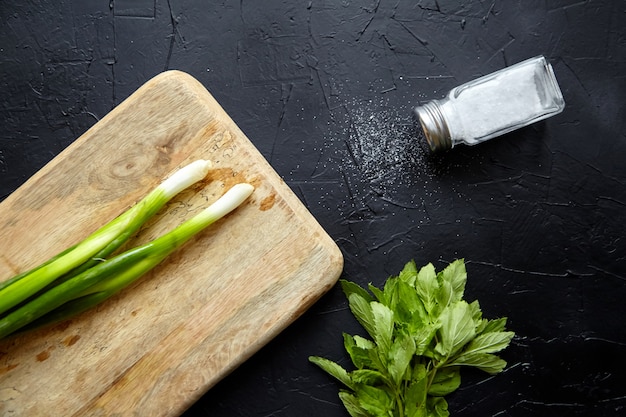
[414,55,565,152]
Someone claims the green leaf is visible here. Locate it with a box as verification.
[395,280,427,328]
[399,260,418,286]
[379,277,399,311]
[439,259,466,303]
[347,292,377,340]
[426,396,449,417]
[388,329,416,385]
[405,383,428,417]
[436,280,454,311]
[447,352,508,374]
[416,263,439,314]
[339,391,372,417]
[354,384,394,416]
[351,369,387,385]
[309,356,355,389]
[349,334,387,373]
[368,283,387,305]
[410,361,428,382]
[414,323,440,357]
[428,367,461,396]
[407,405,427,417]
[354,334,377,349]
[371,301,394,354]
[344,333,376,370]
[468,300,482,322]
[404,363,429,417]
[351,336,388,374]
[460,331,514,356]
[435,301,476,358]
[342,280,374,303]
[480,317,509,335]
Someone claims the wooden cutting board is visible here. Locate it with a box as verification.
[0,71,343,416]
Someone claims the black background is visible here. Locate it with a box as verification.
[2,1,626,416]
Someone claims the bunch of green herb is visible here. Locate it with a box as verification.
[309,259,514,417]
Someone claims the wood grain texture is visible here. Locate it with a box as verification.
[0,71,343,417]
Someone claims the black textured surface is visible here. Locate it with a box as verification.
[1,1,626,416]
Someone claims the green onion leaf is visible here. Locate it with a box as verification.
[0,182,253,339]
[0,160,212,316]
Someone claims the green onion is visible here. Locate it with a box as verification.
[0,183,253,339]
[0,160,213,315]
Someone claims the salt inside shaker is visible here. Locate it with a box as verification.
[414,56,565,152]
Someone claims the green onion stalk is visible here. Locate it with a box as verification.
[0,182,254,339]
[0,160,213,316]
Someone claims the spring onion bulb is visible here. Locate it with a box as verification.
[0,160,212,316]
[0,182,253,339]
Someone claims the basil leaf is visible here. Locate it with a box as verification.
[353,334,376,349]
[395,279,425,327]
[388,329,416,385]
[368,283,386,305]
[459,331,515,356]
[468,300,482,323]
[338,391,371,417]
[405,373,429,417]
[354,384,394,416]
[380,277,399,311]
[399,260,418,286]
[416,263,439,314]
[479,317,508,334]
[436,280,454,311]
[341,279,374,303]
[347,292,377,340]
[435,301,477,358]
[371,301,394,354]
[344,333,376,370]
[428,367,461,396]
[351,369,387,386]
[309,356,354,389]
[414,322,440,357]
[427,396,450,417]
[448,352,508,374]
[439,259,467,303]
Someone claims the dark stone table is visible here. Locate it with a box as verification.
[1,1,625,416]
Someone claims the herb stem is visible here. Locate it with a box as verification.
[392,384,404,417]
